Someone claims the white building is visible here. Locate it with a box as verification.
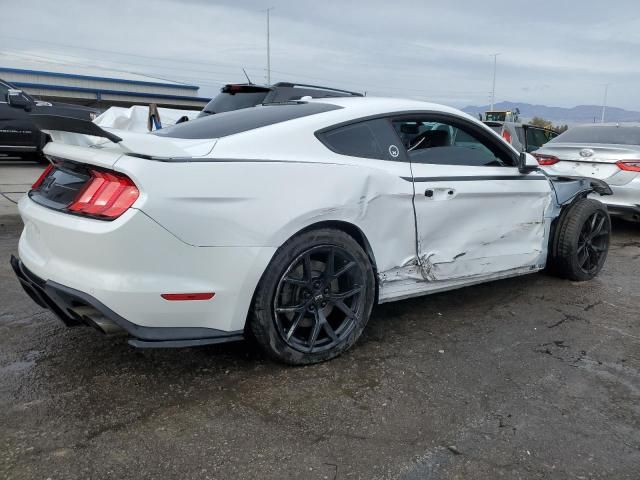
[0,53,210,110]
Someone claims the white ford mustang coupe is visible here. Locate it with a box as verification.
[12,98,612,364]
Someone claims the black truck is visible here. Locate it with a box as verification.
[0,78,98,162]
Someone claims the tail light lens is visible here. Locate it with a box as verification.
[616,160,640,172]
[68,169,139,219]
[501,129,512,144]
[31,164,54,189]
[533,153,560,166]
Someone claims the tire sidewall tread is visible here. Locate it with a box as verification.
[550,198,610,281]
[250,228,375,365]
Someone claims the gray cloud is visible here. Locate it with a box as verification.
[2,0,639,109]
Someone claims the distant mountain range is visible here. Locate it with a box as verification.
[462,101,640,125]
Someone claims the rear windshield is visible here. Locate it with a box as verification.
[551,126,640,145]
[199,88,270,116]
[155,102,342,139]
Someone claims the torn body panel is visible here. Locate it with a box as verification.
[411,167,552,285]
[376,171,608,303]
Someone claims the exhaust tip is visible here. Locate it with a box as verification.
[69,306,124,336]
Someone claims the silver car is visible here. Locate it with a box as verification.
[535,123,640,222]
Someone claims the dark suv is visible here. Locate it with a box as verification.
[0,78,98,162]
[198,82,363,117]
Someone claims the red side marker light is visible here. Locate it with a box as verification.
[502,129,512,144]
[161,293,216,301]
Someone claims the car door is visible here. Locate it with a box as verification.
[392,114,552,284]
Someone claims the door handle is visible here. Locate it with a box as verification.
[424,188,456,199]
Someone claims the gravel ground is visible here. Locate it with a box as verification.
[1,221,639,479]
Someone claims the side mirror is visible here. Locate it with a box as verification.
[518,152,539,173]
[7,89,32,111]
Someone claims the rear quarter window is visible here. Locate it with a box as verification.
[317,118,404,161]
[319,122,382,159]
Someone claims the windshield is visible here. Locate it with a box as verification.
[198,90,269,117]
[485,112,507,121]
[551,126,640,146]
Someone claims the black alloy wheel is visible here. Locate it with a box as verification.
[549,198,610,281]
[576,210,610,276]
[250,228,375,365]
[274,245,365,353]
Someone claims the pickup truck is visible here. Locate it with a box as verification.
[0,78,98,162]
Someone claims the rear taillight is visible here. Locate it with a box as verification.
[616,160,640,172]
[68,169,139,219]
[502,129,512,144]
[31,164,54,190]
[533,153,560,166]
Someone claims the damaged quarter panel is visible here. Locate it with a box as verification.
[113,135,418,290]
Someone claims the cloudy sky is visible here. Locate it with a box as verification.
[2,0,639,109]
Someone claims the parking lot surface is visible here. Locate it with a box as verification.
[0,162,43,224]
[1,221,639,479]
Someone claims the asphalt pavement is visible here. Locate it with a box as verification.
[1,220,639,479]
[0,162,43,224]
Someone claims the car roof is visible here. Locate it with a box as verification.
[572,122,640,128]
[306,96,479,123]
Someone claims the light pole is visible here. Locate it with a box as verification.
[601,84,609,123]
[265,7,273,85]
[490,53,501,111]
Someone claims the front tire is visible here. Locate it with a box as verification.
[549,198,610,281]
[250,228,375,365]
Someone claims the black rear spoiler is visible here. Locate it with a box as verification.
[29,114,122,143]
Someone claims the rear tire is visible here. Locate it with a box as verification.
[249,228,375,365]
[548,198,610,281]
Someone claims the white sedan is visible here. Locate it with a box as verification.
[12,98,612,364]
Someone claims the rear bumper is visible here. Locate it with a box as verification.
[16,195,278,347]
[589,177,640,220]
[11,255,244,348]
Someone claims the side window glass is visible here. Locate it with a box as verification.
[392,120,507,167]
[318,119,404,161]
[526,128,552,152]
[546,130,559,141]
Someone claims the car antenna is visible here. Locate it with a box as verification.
[243,68,254,85]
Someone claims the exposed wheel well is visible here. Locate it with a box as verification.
[297,220,379,302]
